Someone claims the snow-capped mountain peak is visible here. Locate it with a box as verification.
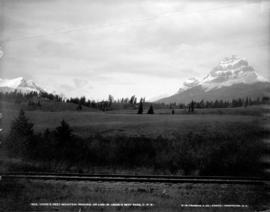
[218,55,244,69]
[179,55,268,93]
[156,55,270,104]
[0,77,45,94]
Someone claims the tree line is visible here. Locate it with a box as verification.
[0,91,63,104]
[67,95,146,111]
[169,97,269,110]
[0,91,269,112]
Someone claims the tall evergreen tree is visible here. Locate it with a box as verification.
[190,100,195,112]
[6,109,34,158]
[137,100,143,114]
[244,97,249,107]
[147,104,154,114]
[55,120,72,141]
[108,94,114,106]
[54,120,76,166]
[76,103,82,111]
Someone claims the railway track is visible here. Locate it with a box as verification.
[1,172,269,185]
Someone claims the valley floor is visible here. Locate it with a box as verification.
[1,105,268,138]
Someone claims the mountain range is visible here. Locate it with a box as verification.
[0,56,269,103]
[157,55,270,104]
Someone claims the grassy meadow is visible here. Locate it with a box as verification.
[1,102,269,176]
[1,104,267,138]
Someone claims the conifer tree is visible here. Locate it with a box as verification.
[137,100,143,114]
[6,109,34,158]
[54,120,75,165]
[147,104,154,114]
[190,100,195,112]
[76,103,82,111]
[244,97,249,107]
[55,120,73,142]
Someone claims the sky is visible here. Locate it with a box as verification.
[0,0,269,100]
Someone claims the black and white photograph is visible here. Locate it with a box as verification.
[0,0,269,211]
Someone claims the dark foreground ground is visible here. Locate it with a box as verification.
[1,105,269,211]
[0,178,269,212]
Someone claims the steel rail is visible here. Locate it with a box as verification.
[1,172,268,180]
[1,173,269,185]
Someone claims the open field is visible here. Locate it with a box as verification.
[1,106,268,138]
[0,178,268,211]
[1,103,269,176]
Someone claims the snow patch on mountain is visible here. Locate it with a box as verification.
[148,93,170,102]
[178,77,199,93]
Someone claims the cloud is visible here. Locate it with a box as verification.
[0,47,3,59]
[0,0,269,99]
[73,78,92,89]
